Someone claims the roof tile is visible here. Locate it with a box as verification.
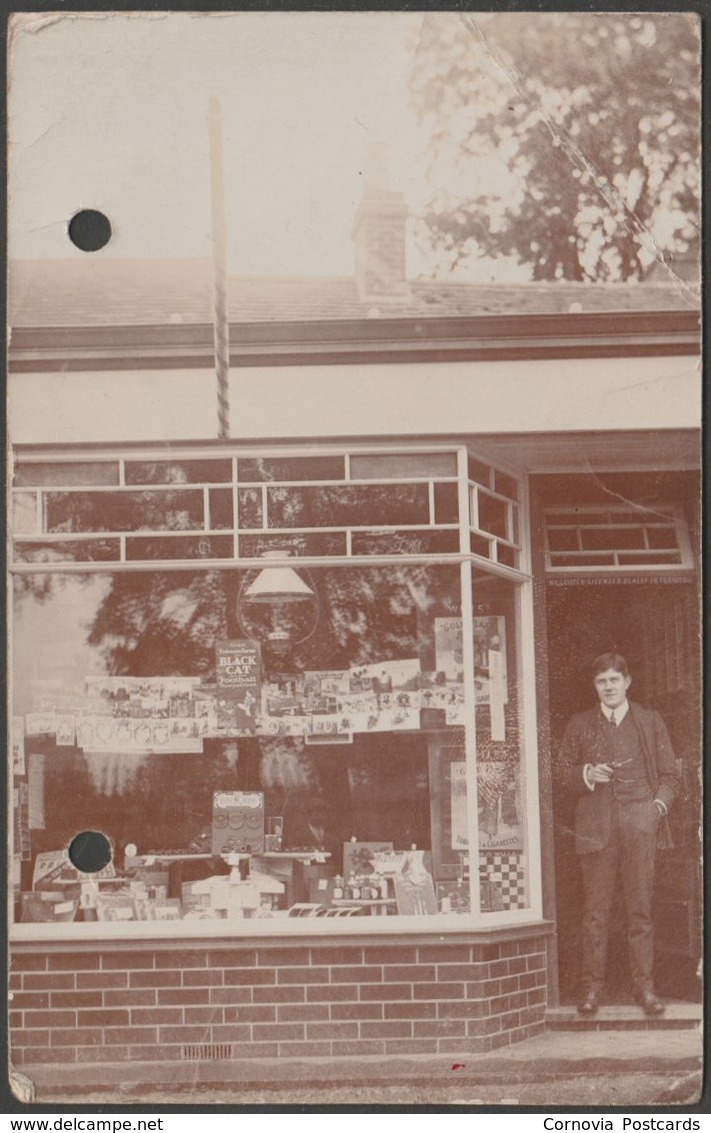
[9,257,699,329]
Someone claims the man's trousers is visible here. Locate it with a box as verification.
[579,798,660,996]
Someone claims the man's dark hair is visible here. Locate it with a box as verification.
[591,652,629,679]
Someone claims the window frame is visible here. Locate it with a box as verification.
[543,503,693,574]
[9,441,543,941]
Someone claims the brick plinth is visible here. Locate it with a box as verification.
[10,932,549,1067]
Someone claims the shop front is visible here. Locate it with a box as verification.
[9,426,701,1072]
[10,441,555,1068]
[7,263,701,1076]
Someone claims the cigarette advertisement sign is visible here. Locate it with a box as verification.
[216,640,262,731]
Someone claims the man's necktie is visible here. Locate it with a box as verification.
[609,710,616,726]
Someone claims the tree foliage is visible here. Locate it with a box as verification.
[410,12,700,281]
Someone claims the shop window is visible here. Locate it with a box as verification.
[427,568,530,915]
[469,497,520,570]
[45,489,205,534]
[12,492,39,534]
[125,535,234,561]
[494,469,519,502]
[470,533,492,558]
[12,446,471,567]
[350,529,459,556]
[238,456,346,483]
[266,484,430,528]
[14,461,121,487]
[10,445,538,936]
[495,543,518,569]
[237,488,263,529]
[433,481,459,524]
[125,459,233,485]
[12,564,481,927]
[239,532,348,558]
[477,492,509,541]
[208,489,234,530]
[468,455,491,488]
[472,568,529,913]
[15,539,122,564]
[350,452,457,480]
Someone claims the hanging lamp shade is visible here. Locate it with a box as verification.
[237,554,319,651]
[243,565,315,602]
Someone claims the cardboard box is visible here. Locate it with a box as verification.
[306,863,335,905]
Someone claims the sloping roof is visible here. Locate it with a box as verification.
[9,257,699,329]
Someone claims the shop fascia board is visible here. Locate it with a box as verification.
[8,310,701,372]
[10,431,700,477]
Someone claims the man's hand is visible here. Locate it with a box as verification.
[584,762,614,788]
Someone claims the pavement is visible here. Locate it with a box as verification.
[13,1015,705,1109]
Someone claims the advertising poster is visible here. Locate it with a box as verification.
[488,649,506,741]
[25,711,56,736]
[77,715,203,753]
[215,640,262,731]
[339,659,421,732]
[450,761,470,852]
[433,619,464,683]
[55,715,76,746]
[451,759,522,852]
[435,616,508,705]
[12,717,25,776]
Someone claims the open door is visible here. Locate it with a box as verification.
[546,579,702,1004]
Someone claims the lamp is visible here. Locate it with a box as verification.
[237,552,319,654]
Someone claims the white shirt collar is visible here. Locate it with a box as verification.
[600,699,629,724]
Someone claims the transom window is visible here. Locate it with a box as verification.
[12,445,524,573]
[543,505,691,572]
[11,448,463,566]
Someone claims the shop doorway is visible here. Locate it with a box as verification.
[546,578,702,1005]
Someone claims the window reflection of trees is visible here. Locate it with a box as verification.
[17,563,460,854]
[266,484,430,529]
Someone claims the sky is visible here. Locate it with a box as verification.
[9,12,435,278]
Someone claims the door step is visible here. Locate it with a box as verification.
[546,1003,701,1031]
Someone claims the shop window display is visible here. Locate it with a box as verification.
[10,447,537,935]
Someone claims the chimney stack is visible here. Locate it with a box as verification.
[353,143,410,302]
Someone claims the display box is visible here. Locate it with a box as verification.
[33,849,115,890]
[212,790,264,854]
[306,863,335,905]
[132,867,170,891]
[181,879,214,915]
[95,895,138,922]
[251,855,306,908]
[21,891,78,923]
[342,841,393,878]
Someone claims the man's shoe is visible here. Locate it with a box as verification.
[639,991,665,1017]
[577,991,599,1016]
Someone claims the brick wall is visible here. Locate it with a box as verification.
[10,932,548,1068]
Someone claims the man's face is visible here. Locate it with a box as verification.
[593,667,631,710]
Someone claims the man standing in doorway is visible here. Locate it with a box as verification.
[560,652,679,1017]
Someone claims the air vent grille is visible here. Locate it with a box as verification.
[181,1043,235,1061]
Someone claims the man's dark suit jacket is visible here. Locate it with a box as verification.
[559,701,679,854]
